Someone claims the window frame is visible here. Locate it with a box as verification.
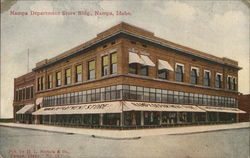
[203,70,211,86]
[175,63,184,82]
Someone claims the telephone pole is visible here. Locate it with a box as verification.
[27,49,29,72]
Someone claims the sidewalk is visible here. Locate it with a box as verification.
[0,122,249,139]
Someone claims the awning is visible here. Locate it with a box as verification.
[198,106,246,113]
[158,59,174,71]
[32,102,122,115]
[36,97,43,105]
[141,55,155,67]
[123,102,205,112]
[16,104,35,114]
[129,52,144,64]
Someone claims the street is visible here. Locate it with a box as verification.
[0,126,249,158]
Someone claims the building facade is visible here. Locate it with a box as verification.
[13,72,35,123]
[14,22,245,128]
[238,94,250,122]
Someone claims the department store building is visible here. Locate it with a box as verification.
[14,22,245,128]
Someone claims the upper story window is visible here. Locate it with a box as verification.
[215,73,222,88]
[37,77,44,91]
[88,60,96,80]
[190,67,198,84]
[158,59,173,80]
[37,77,41,91]
[41,77,44,90]
[175,64,184,82]
[203,70,210,86]
[75,65,82,82]
[102,55,108,76]
[65,68,71,85]
[140,65,148,76]
[31,86,34,98]
[22,88,25,100]
[232,77,236,91]
[227,76,232,90]
[19,89,22,101]
[56,71,61,87]
[158,70,168,79]
[228,76,236,90]
[48,74,52,89]
[110,53,117,74]
[129,63,137,74]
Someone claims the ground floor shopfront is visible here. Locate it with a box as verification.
[31,101,242,129]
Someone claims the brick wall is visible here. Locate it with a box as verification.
[238,94,250,122]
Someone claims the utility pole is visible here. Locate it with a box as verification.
[27,49,29,72]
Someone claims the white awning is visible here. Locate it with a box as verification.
[36,97,43,105]
[158,59,174,71]
[141,55,155,67]
[198,106,246,113]
[123,102,205,112]
[16,104,35,114]
[129,52,144,64]
[32,102,122,115]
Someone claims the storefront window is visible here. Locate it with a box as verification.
[103,113,120,126]
[124,111,141,126]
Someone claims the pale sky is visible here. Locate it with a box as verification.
[1,0,249,118]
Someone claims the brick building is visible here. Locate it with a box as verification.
[13,72,35,123]
[238,94,250,122]
[14,22,245,128]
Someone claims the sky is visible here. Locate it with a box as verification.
[1,0,249,118]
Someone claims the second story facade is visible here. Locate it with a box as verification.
[33,22,241,108]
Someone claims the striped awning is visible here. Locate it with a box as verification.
[16,104,35,114]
